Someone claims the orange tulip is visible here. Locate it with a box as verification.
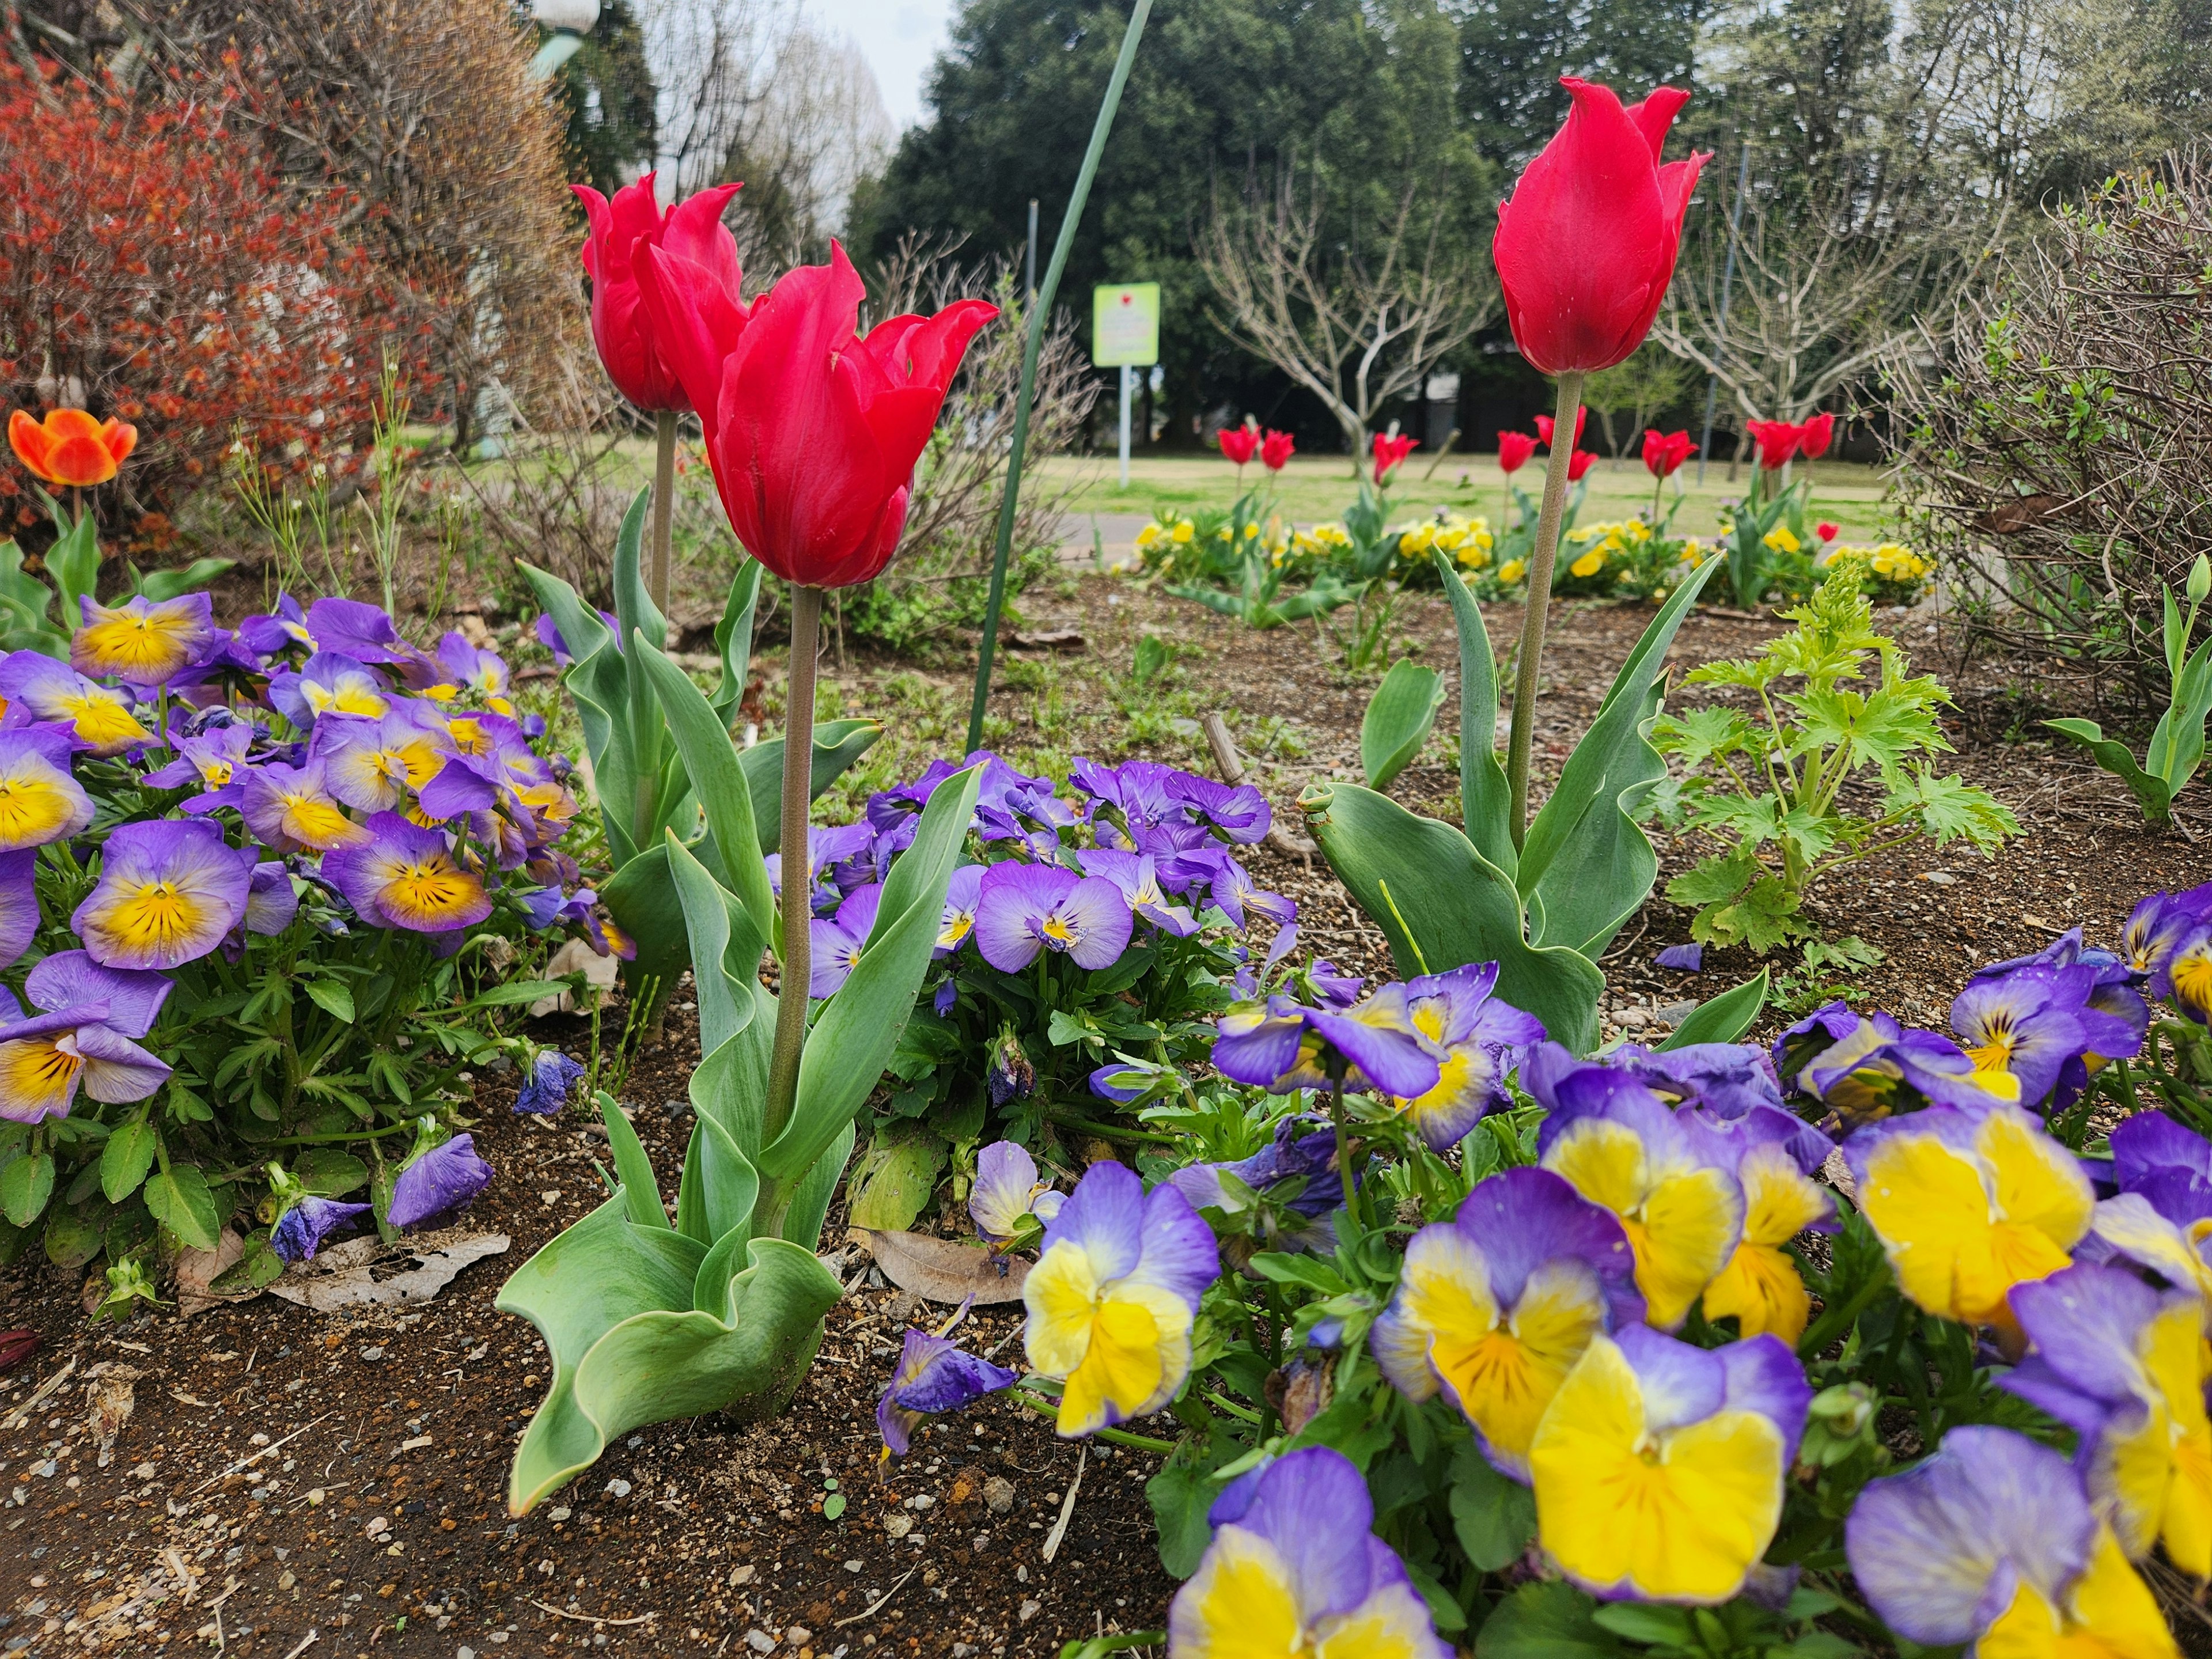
[8,408,137,488]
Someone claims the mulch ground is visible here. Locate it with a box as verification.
[3,574,2207,1659]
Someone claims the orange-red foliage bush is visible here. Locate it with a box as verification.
[0,58,403,531]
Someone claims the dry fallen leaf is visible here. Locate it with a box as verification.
[531,938,620,1016]
[175,1228,251,1319]
[84,1363,140,1468]
[267,1230,509,1312]
[850,1229,1029,1305]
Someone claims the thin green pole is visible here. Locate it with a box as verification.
[965,0,1153,754]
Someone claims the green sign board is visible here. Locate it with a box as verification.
[1092,283,1161,368]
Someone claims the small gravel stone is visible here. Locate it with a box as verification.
[982,1476,1014,1514]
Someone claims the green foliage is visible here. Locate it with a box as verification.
[1164,486,1357,629]
[2044,553,2212,825]
[0,507,230,657]
[1652,569,2018,952]
[1360,659,1444,791]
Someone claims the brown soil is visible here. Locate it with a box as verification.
[4,576,2207,1659]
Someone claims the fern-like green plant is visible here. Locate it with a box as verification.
[1650,567,2018,952]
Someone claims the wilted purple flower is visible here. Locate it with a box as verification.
[875,1327,1018,1456]
[1213,983,1441,1099]
[297,597,408,665]
[809,883,881,998]
[972,861,1132,972]
[267,651,391,729]
[1132,817,1226,892]
[1655,942,1702,971]
[1303,960,1364,1007]
[1168,1115,1351,1236]
[986,1024,1035,1107]
[766,823,871,919]
[271,1196,372,1263]
[73,819,256,970]
[969,1140,1063,1244]
[1611,1041,1789,1122]
[518,1050,588,1115]
[532,608,618,666]
[387,1132,493,1229]
[1069,756,1180,843]
[865,757,968,836]
[931,978,958,1017]
[1162,771,1271,842]
[1077,848,1197,936]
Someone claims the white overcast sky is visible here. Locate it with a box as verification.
[804,0,953,131]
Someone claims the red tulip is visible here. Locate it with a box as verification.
[1744,419,1803,471]
[1497,431,1538,474]
[1493,79,1710,377]
[1218,425,1259,467]
[1816,521,1840,543]
[1372,432,1416,484]
[1260,429,1296,471]
[9,408,135,487]
[1800,411,1835,460]
[1534,406,1589,449]
[574,172,746,413]
[1566,449,1598,483]
[1641,428,1693,479]
[646,242,995,589]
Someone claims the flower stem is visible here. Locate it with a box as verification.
[1009,1388,1176,1453]
[1328,1066,1361,1233]
[764,583,824,1146]
[1505,370,1586,847]
[649,411,677,616]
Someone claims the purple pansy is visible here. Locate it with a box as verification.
[0,953,173,1123]
[0,849,37,968]
[1077,848,1198,937]
[1655,942,1703,971]
[71,819,256,970]
[972,861,1132,972]
[874,1327,1018,1457]
[267,651,391,729]
[1390,961,1545,1149]
[143,720,256,813]
[1211,982,1441,1099]
[517,1050,588,1115]
[969,1140,1065,1245]
[272,1196,372,1263]
[71,591,215,687]
[387,1132,493,1229]
[809,884,882,998]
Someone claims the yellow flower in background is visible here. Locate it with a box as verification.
[1764,526,1801,554]
[1169,520,1195,544]
[1569,548,1606,579]
[1400,524,1435,554]
[1871,543,1926,580]
[1498,559,1527,583]
[1135,523,1162,548]
[1458,545,1491,571]
[1243,521,1259,538]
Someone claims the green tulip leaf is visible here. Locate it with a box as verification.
[1436,551,1516,874]
[741,721,885,857]
[1360,658,1444,793]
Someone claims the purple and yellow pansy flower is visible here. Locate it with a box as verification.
[1078,847,1199,937]
[71,819,255,970]
[1528,1325,1810,1605]
[1386,961,1544,1150]
[238,760,372,855]
[0,951,173,1123]
[1211,982,1441,1100]
[876,1323,1018,1457]
[934,862,983,956]
[0,728,94,850]
[1023,1160,1218,1437]
[1168,1446,1450,1659]
[320,812,491,933]
[1844,1098,2092,1342]
[969,1139,1065,1247]
[2003,1263,2212,1578]
[2085,1110,2212,1309]
[1528,1047,1745,1331]
[143,719,256,813]
[268,650,391,728]
[311,711,449,813]
[1372,1166,1642,1479]
[71,592,214,686]
[1846,1426,2179,1658]
[1691,1108,1838,1344]
[972,861,1132,972]
[0,650,153,756]
[809,882,880,999]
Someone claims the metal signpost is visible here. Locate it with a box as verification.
[1093,282,1160,487]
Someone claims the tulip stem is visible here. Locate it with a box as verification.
[1505,370,1585,848]
[765,582,824,1147]
[649,411,677,616]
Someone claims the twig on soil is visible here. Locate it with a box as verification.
[528,1599,658,1626]
[192,1414,329,1492]
[834,1567,918,1628]
[2,1357,76,1431]
[1199,712,1316,863]
[280,1631,319,1659]
[1041,1444,1086,1563]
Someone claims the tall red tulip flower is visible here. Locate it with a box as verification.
[574,173,745,414]
[1799,411,1835,460]
[1533,407,1588,450]
[1217,424,1260,467]
[1566,449,1597,483]
[575,172,747,611]
[650,242,996,591]
[1372,432,1416,485]
[1491,77,1710,850]
[1641,429,1692,479]
[1497,431,1538,474]
[1745,419,1804,472]
[1260,429,1296,472]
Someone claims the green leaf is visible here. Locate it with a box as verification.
[709,559,764,732]
[741,719,885,857]
[47,510,102,626]
[100,1119,160,1203]
[1301,782,1603,1053]
[1145,1441,1224,1579]
[304,979,356,1023]
[599,1091,671,1232]
[1448,1437,1536,1571]
[635,635,778,946]
[461,980,572,1009]
[143,1164,222,1251]
[295,1148,369,1197]
[135,556,236,601]
[1359,659,1443,792]
[43,1203,105,1270]
[1435,552,1515,872]
[1658,969,1770,1050]
[844,1126,948,1232]
[1589,1604,1695,1644]
[1666,844,1760,908]
[0,1150,54,1228]
[1474,1581,1619,1658]
[822,1492,847,1520]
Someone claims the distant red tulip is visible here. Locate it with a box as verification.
[1497,431,1539,474]
[1744,419,1804,471]
[1260,429,1296,471]
[574,172,746,413]
[9,408,135,487]
[1493,79,1711,377]
[1641,428,1693,479]
[1800,411,1836,460]
[1534,407,1588,449]
[1372,432,1416,484]
[1566,449,1598,483]
[645,242,997,589]
[1218,425,1260,467]
[1816,521,1840,543]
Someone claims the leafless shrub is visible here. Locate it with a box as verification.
[1888,150,2212,717]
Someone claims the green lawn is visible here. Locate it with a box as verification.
[1029,451,1902,543]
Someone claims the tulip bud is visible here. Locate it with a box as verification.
[2188,554,2210,605]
